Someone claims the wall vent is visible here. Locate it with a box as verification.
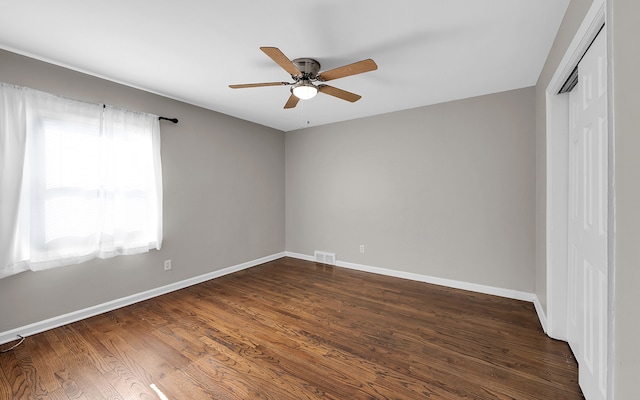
[314,251,336,265]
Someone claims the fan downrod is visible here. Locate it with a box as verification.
[292,58,321,79]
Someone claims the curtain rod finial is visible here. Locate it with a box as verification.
[159,116,178,124]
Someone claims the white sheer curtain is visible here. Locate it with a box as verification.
[0,83,162,278]
[0,84,28,278]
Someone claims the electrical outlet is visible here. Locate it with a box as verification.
[360,245,365,253]
[164,260,172,271]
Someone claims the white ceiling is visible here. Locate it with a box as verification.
[0,0,569,132]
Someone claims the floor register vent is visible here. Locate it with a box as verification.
[314,251,336,265]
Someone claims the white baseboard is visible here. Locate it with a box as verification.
[533,295,548,333]
[286,251,316,263]
[0,252,286,345]
[290,254,552,335]
[287,253,552,333]
[2,252,548,346]
[286,251,538,303]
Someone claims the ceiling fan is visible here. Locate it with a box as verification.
[229,47,378,109]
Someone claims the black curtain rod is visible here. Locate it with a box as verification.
[101,104,178,124]
[159,116,179,124]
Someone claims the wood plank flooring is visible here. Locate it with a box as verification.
[0,257,583,399]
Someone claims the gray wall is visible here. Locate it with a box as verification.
[286,87,536,292]
[0,49,285,333]
[534,0,594,319]
[611,0,640,396]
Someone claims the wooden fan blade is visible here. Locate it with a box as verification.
[260,47,302,76]
[317,59,377,81]
[229,82,289,89]
[318,85,362,102]
[284,93,300,109]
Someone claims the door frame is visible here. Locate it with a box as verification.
[545,0,613,397]
[545,0,604,341]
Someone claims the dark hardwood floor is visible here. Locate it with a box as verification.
[0,257,583,399]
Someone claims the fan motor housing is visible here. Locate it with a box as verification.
[292,58,321,79]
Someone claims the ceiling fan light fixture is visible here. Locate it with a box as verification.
[292,81,318,100]
[230,47,377,109]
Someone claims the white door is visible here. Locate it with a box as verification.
[567,30,607,400]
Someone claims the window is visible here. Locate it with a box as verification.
[0,83,162,278]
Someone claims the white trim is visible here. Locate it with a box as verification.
[533,295,548,334]
[545,0,605,341]
[545,2,613,397]
[0,252,286,345]
[545,91,570,340]
[286,252,537,303]
[547,0,606,95]
[286,251,315,262]
[1,250,546,346]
